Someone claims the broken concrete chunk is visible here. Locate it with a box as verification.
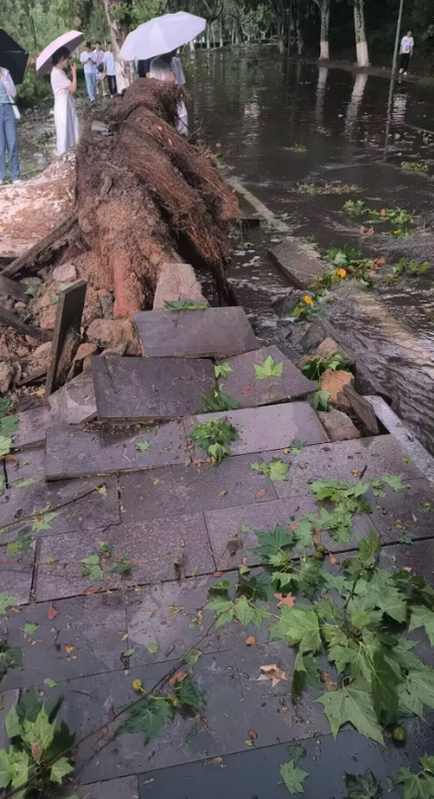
[0,361,14,394]
[315,337,353,365]
[318,409,361,442]
[153,262,206,310]
[52,262,77,282]
[86,317,140,355]
[319,368,354,410]
[47,371,97,424]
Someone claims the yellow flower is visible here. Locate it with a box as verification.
[336,268,347,278]
[132,679,143,692]
[393,230,401,235]
[303,295,314,306]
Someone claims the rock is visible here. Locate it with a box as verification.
[318,409,361,442]
[86,318,140,356]
[31,341,52,371]
[0,361,14,394]
[280,289,312,316]
[14,302,27,312]
[1,298,14,311]
[74,342,97,362]
[319,368,354,411]
[100,343,127,357]
[153,262,207,310]
[315,337,353,365]
[52,262,77,283]
[98,292,114,318]
[16,347,29,359]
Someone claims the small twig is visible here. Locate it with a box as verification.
[0,483,105,534]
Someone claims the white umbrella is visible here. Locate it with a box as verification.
[36,30,84,75]
[119,12,205,62]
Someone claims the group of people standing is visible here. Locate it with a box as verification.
[79,41,117,104]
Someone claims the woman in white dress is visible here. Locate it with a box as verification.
[50,47,79,157]
[148,51,188,136]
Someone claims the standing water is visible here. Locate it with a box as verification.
[187,50,434,454]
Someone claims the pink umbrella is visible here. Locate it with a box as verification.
[36,30,84,75]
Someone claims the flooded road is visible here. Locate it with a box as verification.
[188,50,434,453]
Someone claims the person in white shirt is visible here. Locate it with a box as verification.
[50,47,79,157]
[399,32,414,76]
[103,43,117,97]
[80,42,96,103]
[94,41,107,98]
[0,66,20,184]
[148,51,188,136]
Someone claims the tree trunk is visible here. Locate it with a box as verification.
[100,0,132,91]
[295,0,304,54]
[219,16,224,47]
[353,0,369,66]
[206,23,211,49]
[319,0,330,60]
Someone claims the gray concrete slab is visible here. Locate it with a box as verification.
[119,455,278,522]
[269,237,325,290]
[0,475,119,543]
[126,571,270,669]
[0,689,19,749]
[205,496,373,571]
[0,593,128,690]
[35,513,215,602]
[217,346,316,408]
[370,478,434,545]
[47,372,97,425]
[0,545,34,606]
[134,307,258,358]
[5,446,45,486]
[53,776,140,799]
[13,405,54,449]
[139,728,400,799]
[45,422,188,481]
[51,653,250,783]
[260,435,425,501]
[92,356,215,422]
[380,538,434,582]
[185,402,327,459]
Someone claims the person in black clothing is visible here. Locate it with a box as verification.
[137,59,152,78]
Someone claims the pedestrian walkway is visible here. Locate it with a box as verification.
[1,305,434,798]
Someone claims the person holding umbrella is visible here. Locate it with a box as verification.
[148,51,188,135]
[50,47,79,156]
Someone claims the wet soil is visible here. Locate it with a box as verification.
[187,49,434,453]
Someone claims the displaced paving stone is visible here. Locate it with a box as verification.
[47,371,97,424]
[0,593,128,690]
[134,307,258,358]
[185,402,327,459]
[126,571,270,668]
[5,446,45,486]
[66,653,250,783]
[0,545,34,606]
[0,689,19,749]
[153,262,206,310]
[35,513,214,602]
[139,728,400,799]
[92,356,215,422]
[319,368,354,411]
[0,475,119,543]
[119,454,277,522]
[260,435,424,501]
[13,405,54,449]
[216,345,316,408]
[52,776,140,799]
[318,409,361,442]
[45,421,188,481]
[205,496,373,570]
[370,478,434,545]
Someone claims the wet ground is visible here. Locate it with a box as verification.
[187,49,434,453]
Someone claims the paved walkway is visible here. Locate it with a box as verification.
[1,306,434,798]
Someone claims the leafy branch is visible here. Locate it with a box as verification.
[190,418,239,464]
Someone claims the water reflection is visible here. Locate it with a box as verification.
[345,72,368,138]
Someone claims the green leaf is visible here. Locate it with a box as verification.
[380,474,405,491]
[0,416,18,437]
[315,686,384,744]
[6,528,33,556]
[214,362,233,379]
[371,649,399,725]
[200,387,239,412]
[251,459,288,481]
[252,524,296,562]
[0,639,22,680]
[122,648,136,658]
[136,441,150,452]
[147,642,158,654]
[22,706,55,749]
[81,553,100,565]
[32,511,60,532]
[254,355,284,380]
[409,606,434,646]
[233,596,270,629]
[0,436,13,458]
[399,668,434,717]
[0,749,12,789]
[49,756,74,784]
[396,766,428,799]
[0,595,18,614]
[370,585,407,623]
[98,541,114,557]
[343,769,383,799]
[176,675,204,707]
[8,749,31,788]
[165,298,208,310]
[5,705,22,739]
[14,478,36,489]
[116,696,174,743]
[309,390,331,411]
[271,606,321,653]
[110,558,132,576]
[23,622,39,637]
[184,648,201,667]
[44,678,59,688]
[280,759,309,794]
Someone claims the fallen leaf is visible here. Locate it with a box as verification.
[34,387,45,397]
[329,553,339,566]
[65,645,75,655]
[3,454,17,462]
[403,566,412,572]
[213,571,222,578]
[241,385,252,394]
[321,670,338,692]
[351,469,360,477]
[290,524,299,531]
[248,729,257,740]
[48,605,57,620]
[312,526,322,547]
[257,664,288,688]
[169,670,189,686]
[274,592,295,609]
[220,490,227,497]
[211,757,224,765]
[255,489,267,500]
[245,635,256,646]
[83,586,100,595]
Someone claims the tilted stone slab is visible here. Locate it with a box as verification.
[0,545,34,606]
[92,355,215,421]
[185,402,327,458]
[45,421,188,481]
[134,307,258,358]
[216,345,316,408]
[6,446,45,486]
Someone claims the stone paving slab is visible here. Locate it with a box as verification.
[0,593,128,690]
[185,402,327,459]
[134,307,258,358]
[139,728,401,799]
[260,435,425,501]
[45,421,188,481]
[370,478,434,545]
[380,537,434,582]
[92,356,215,422]
[5,446,45,486]
[0,689,19,749]
[205,496,373,571]
[53,776,140,799]
[50,653,250,783]
[0,475,119,543]
[0,545,34,606]
[119,454,277,522]
[35,513,215,602]
[13,405,54,449]
[217,345,316,408]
